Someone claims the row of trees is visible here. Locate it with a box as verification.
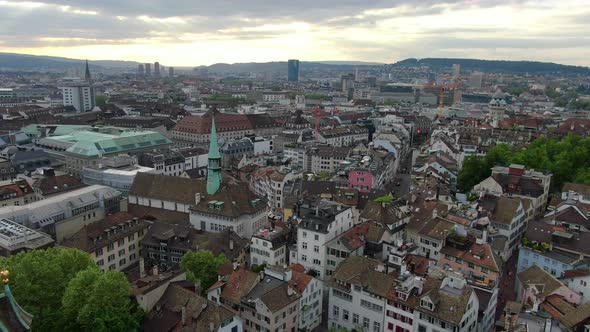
[457,134,590,192]
[0,247,229,330]
[0,248,143,331]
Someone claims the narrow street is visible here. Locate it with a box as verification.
[496,252,519,319]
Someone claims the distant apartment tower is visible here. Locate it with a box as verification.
[452,63,461,77]
[154,62,160,77]
[61,83,96,112]
[168,67,174,77]
[145,63,151,76]
[287,59,300,82]
[137,64,145,77]
[469,71,483,89]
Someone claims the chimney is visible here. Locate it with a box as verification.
[181,306,186,326]
[287,285,295,296]
[232,261,238,270]
[229,239,234,251]
[152,265,158,276]
[139,257,146,278]
[209,322,215,332]
[315,206,319,216]
[195,193,201,205]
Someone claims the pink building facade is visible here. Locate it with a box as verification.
[348,169,374,193]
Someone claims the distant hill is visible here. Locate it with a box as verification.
[392,58,590,75]
[199,61,374,74]
[0,52,139,72]
[2,52,588,76]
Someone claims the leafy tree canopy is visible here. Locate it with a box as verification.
[0,248,97,330]
[180,250,227,294]
[457,135,590,192]
[62,269,144,332]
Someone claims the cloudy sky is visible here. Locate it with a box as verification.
[0,0,589,66]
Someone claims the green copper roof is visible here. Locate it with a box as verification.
[207,114,222,195]
[47,130,171,157]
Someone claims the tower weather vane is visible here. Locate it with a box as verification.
[0,269,8,284]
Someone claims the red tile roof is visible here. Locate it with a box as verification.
[288,264,313,294]
[561,269,590,279]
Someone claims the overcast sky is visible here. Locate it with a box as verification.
[0,0,589,66]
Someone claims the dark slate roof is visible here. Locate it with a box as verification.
[330,256,397,299]
[492,173,544,198]
[130,173,267,219]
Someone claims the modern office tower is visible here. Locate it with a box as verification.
[138,64,145,77]
[169,67,174,77]
[154,62,160,77]
[287,59,300,82]
[145,63,151,76]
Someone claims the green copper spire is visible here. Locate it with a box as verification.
[206,114,222,195]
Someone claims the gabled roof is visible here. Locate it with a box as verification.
[330,256,397,299]
[563,183,590,197]
[517,265,563,297]
[221,269,259,305]
[416,276,474,325]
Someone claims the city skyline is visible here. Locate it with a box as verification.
[0,0,589,67]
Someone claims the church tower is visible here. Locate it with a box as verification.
[84,59,91,82]
[206,114,222,195]
[489,89,506,128]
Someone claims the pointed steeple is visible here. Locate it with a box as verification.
[206,113,222,195]
[84,59,91,82]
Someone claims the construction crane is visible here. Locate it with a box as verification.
[314,104,321,142]
[425,74,467,117]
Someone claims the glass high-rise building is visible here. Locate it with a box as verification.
[287,59,300,82]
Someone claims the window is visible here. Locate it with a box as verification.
[301,255,307,261]
[332,289,352,301]
[314,245,319,253]
[315,234,319,241]
[333,306,339,318]
[119,258,126,266]
[302,231,307,238]
[129,244,136,252]
[364,318,370,329]
[302,242,308,249]
[107,254,115,262]
[313,259,321,265]
[118,239,125,247]
[107,243,114,251]
[97,259,104,266]
[361,299,383,312]
[128,234,135,242]
[374,322,381,332]
[119,249,125,256]
[353,314,359,324]
[343,310,349,321]
[95,248,103,256]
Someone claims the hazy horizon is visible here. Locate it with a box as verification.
[1,0,589,67]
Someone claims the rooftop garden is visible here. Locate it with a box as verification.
[521,237,551,252]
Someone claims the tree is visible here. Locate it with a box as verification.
[457,134,590,192]
[457,155,485,192]
[62,269,144,332]
[0,248,97,331]
[95,95,107,108]
[181,250,227,294]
